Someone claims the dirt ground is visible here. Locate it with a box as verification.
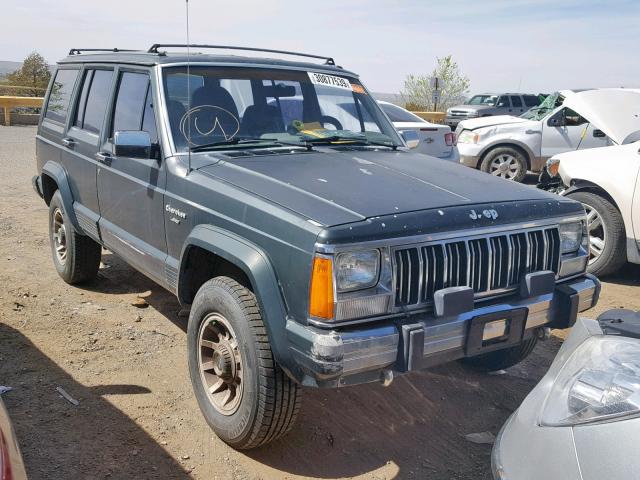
[1,125,639,480]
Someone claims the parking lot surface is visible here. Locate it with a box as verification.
[2,125,639,480]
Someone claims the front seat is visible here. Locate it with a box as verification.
[188,86,240,143]
[240,104,285,138]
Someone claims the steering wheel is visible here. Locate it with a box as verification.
[319,115,343,131]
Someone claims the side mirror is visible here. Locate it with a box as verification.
[114,131,152,159]
[593,129,606,138]
[400,130,420,149]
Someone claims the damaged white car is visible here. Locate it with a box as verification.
[538,94,640,276]
[493,310,640,480]
[457,89,638,182]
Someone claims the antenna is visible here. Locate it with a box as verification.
[186,0,192,174]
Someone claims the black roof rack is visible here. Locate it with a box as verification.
[68,48,139,55]
[147,44,335,65]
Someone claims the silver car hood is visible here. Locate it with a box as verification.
[563,88,640,145]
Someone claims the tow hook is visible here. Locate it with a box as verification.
[537,327,551,341]
[381,369,394,387]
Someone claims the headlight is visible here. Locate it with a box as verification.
[335,250,380,292]
[559,221,583,253]
[541,336,640,426]
[457,130,480,144]
[467,111,480,117]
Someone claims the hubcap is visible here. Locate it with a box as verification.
[585,204,606,264]
[52,208,67,265]
[490,154,520,180]
[197,313,243,415]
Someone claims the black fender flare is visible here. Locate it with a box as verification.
[178,224,293,370]
[41,161,81,231]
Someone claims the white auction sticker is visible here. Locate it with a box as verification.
[307,72,352,90]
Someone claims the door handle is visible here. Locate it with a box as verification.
[61,137,76,148]
[95,151,112,166]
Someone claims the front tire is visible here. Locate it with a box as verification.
[461,337,538,372]
[480,147,528,182]
[187,277,301,449]
[48,190,101,284]
[566,191,626,277]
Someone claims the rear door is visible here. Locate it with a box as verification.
[96,68,167,285]
[64,66,115,237]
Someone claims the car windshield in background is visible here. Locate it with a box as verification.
[520,92,564,120]
[162,67,400,151]
[466,95,498,106]
[379,102,426,123]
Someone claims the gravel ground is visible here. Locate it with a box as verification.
[1,125,639,480]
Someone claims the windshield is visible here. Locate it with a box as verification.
[520,92,564,120]
[466,95,498,106]
[162,66,401,151]
[379,102,426,123]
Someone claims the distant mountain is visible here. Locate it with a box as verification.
[372,92,404,105]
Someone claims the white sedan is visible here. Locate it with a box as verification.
[377,101,459,161]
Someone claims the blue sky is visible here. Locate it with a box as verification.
[3,0,639,94]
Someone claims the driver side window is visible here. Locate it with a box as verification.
[496,96,510,108]
[548,108,587,127]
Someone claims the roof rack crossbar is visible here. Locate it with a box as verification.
[147,44,335,65]
[68,48,139,56]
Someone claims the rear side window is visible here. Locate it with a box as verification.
[45,69,79,123]
[510,96,523,107]
[523,95,541,107]
[74,69,114,134]
[111,72,150,135]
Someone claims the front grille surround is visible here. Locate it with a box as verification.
[393,226,562,309]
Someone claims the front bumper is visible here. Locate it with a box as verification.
[286,275,599,387]
[457,142,484,168]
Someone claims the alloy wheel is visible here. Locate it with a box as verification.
[489,154,520,180]
[197,313,243,415]
[585,204,606,264]
[52,207,68,265]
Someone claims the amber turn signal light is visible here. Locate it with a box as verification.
[309,256,334,320]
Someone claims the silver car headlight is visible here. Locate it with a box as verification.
[457,130,480,144]
[335,250,380,292]
[541,336,640,426]
[559,221,583,253]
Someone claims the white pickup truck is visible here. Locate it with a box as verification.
[456,89,639,182]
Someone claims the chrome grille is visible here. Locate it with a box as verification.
[394,227,561,307]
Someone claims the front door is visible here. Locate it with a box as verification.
[540,107,595,158]
[96,69,168,286]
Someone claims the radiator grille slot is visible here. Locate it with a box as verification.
[394,227,561,307]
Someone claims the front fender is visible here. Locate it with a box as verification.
[41,161,81,231]
[179,224,293,371]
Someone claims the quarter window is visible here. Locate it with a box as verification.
[74,69,114,134]
[45,69,79,123]
[523,95,541,107]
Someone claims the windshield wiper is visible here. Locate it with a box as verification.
[190,138,311,152]
[302,135,398,150]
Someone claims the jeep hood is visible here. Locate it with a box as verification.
[563,89,640,145]
[197,149,557,226]
[458,115,531,131]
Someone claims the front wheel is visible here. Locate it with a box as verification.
[565,191,626,276]
[187,277,301,449]
[480,147,528,182]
